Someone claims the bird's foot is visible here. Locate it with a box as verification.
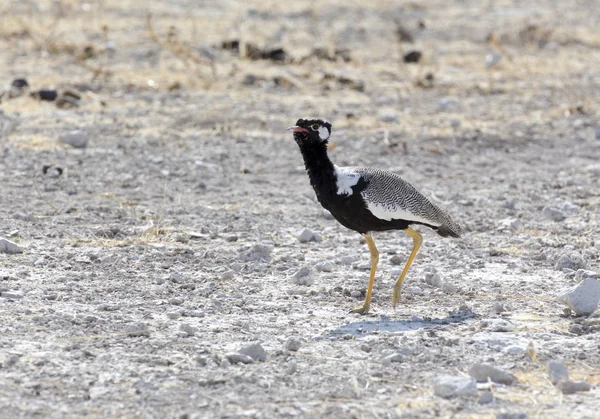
[350,304,371,315]
[392,286,402,307]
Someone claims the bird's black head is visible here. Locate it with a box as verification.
[288,118,332,146]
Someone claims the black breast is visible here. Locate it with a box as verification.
[316,178,411,235]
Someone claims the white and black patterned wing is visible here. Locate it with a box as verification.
[354,167,462,237]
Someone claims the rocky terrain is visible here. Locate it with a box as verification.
[0,0,599,417]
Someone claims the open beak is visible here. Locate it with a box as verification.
[287,126,310,133]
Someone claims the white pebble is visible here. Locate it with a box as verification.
[0,238,23,254]
[239,341,266,362]
[292,266,314,286]
[542,205,566,222]
[480,318,515,332]
[179,323,195,336]
[433,375,477,398]
[556,278,600,315]
[285,338,302,352]
[297,228,316,243]
[425,273,443,288]
[225,352,253,364]
[406,286,422,295]
[315,261,334,272]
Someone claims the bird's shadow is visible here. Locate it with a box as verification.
[325,309,476,339]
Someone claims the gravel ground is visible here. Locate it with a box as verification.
[1,0,599,418]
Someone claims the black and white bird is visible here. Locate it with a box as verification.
[289,117,461,314]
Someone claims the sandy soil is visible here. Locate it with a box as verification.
[1,0,599,417]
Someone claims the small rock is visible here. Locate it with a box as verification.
[433,375,477,398]
[468,363,517,385]
[405,286,422,295]
[340,255,358,266]
[555,251,587,271]
[179,323,195,336]
[168,297,184,305]
[425,273,442,288]
[285,338,301,352]
[221,270,235,280]
[542,205,566,222]
[185,309,205,317]
[166,309,183,319]
[547,360,569,385]
[350,290,362,298]
[315,261,334,272]
[169,272,183,283]
[575,269,599,280]
[59,130,89,149]
[556,278,600,315]
[496,413,528,419]
[389,254,404,265]
[558,380,592,394]
[225,352,254,364]
[2,291,24,299]
[239,341,266,362]
[360,344,372,353]
[240,244,272,262]
[383,353,405,364]
[125,322,150,337]
[492,302,506,314]
[561,201,580,214]
[485,53,503,68]
[292,266,314,286]
[297,228,317,243]
[377,109,399,123]
[478,390,494,404]
[442,282,456,294]
[0,238,23,254]
[403,50,422,63]
[480,318,515,332]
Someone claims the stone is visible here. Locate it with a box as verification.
[59,130,89,148]
[2,291,24,299]
[239,342,266,362]
[556,278,600,315]
[221,270,235,280]
[558,380,592,394]
[383,353,405,364]
[480,318,515,332]
[179,323,195,336]
[225,352,254,364]
[285,338,301,352]
[240,244,272,262]
[555,251,587,271]
[125,322,150,337]
[297,228,317,243]
[292,266,314,286]
[471,333,530,355]
[478,390,494,404]
[433,375,477,398]
[0,238,23,254]
[425,273,442,288]
[405,286,422,295]
[468,363,517,385]
[542,205,566,222]
[496,414,528,419]
[547,360,569,385]
[315,261,334,272]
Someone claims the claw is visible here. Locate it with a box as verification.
[350,304,370,315]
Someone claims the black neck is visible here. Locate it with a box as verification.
[296,140,336,192]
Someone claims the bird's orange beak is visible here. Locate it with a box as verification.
[327,143,336,150]
[287,126,309,133]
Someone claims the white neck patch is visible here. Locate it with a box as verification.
[318,126,330,141]
[334,165,360,195]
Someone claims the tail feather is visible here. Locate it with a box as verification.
[436,223,461,238]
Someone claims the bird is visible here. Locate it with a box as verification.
[289,117,461,314]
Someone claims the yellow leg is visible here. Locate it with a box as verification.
[351,233,379,315]
[392,228,423,307]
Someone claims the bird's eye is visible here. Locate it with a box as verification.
[311,124,320,131]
